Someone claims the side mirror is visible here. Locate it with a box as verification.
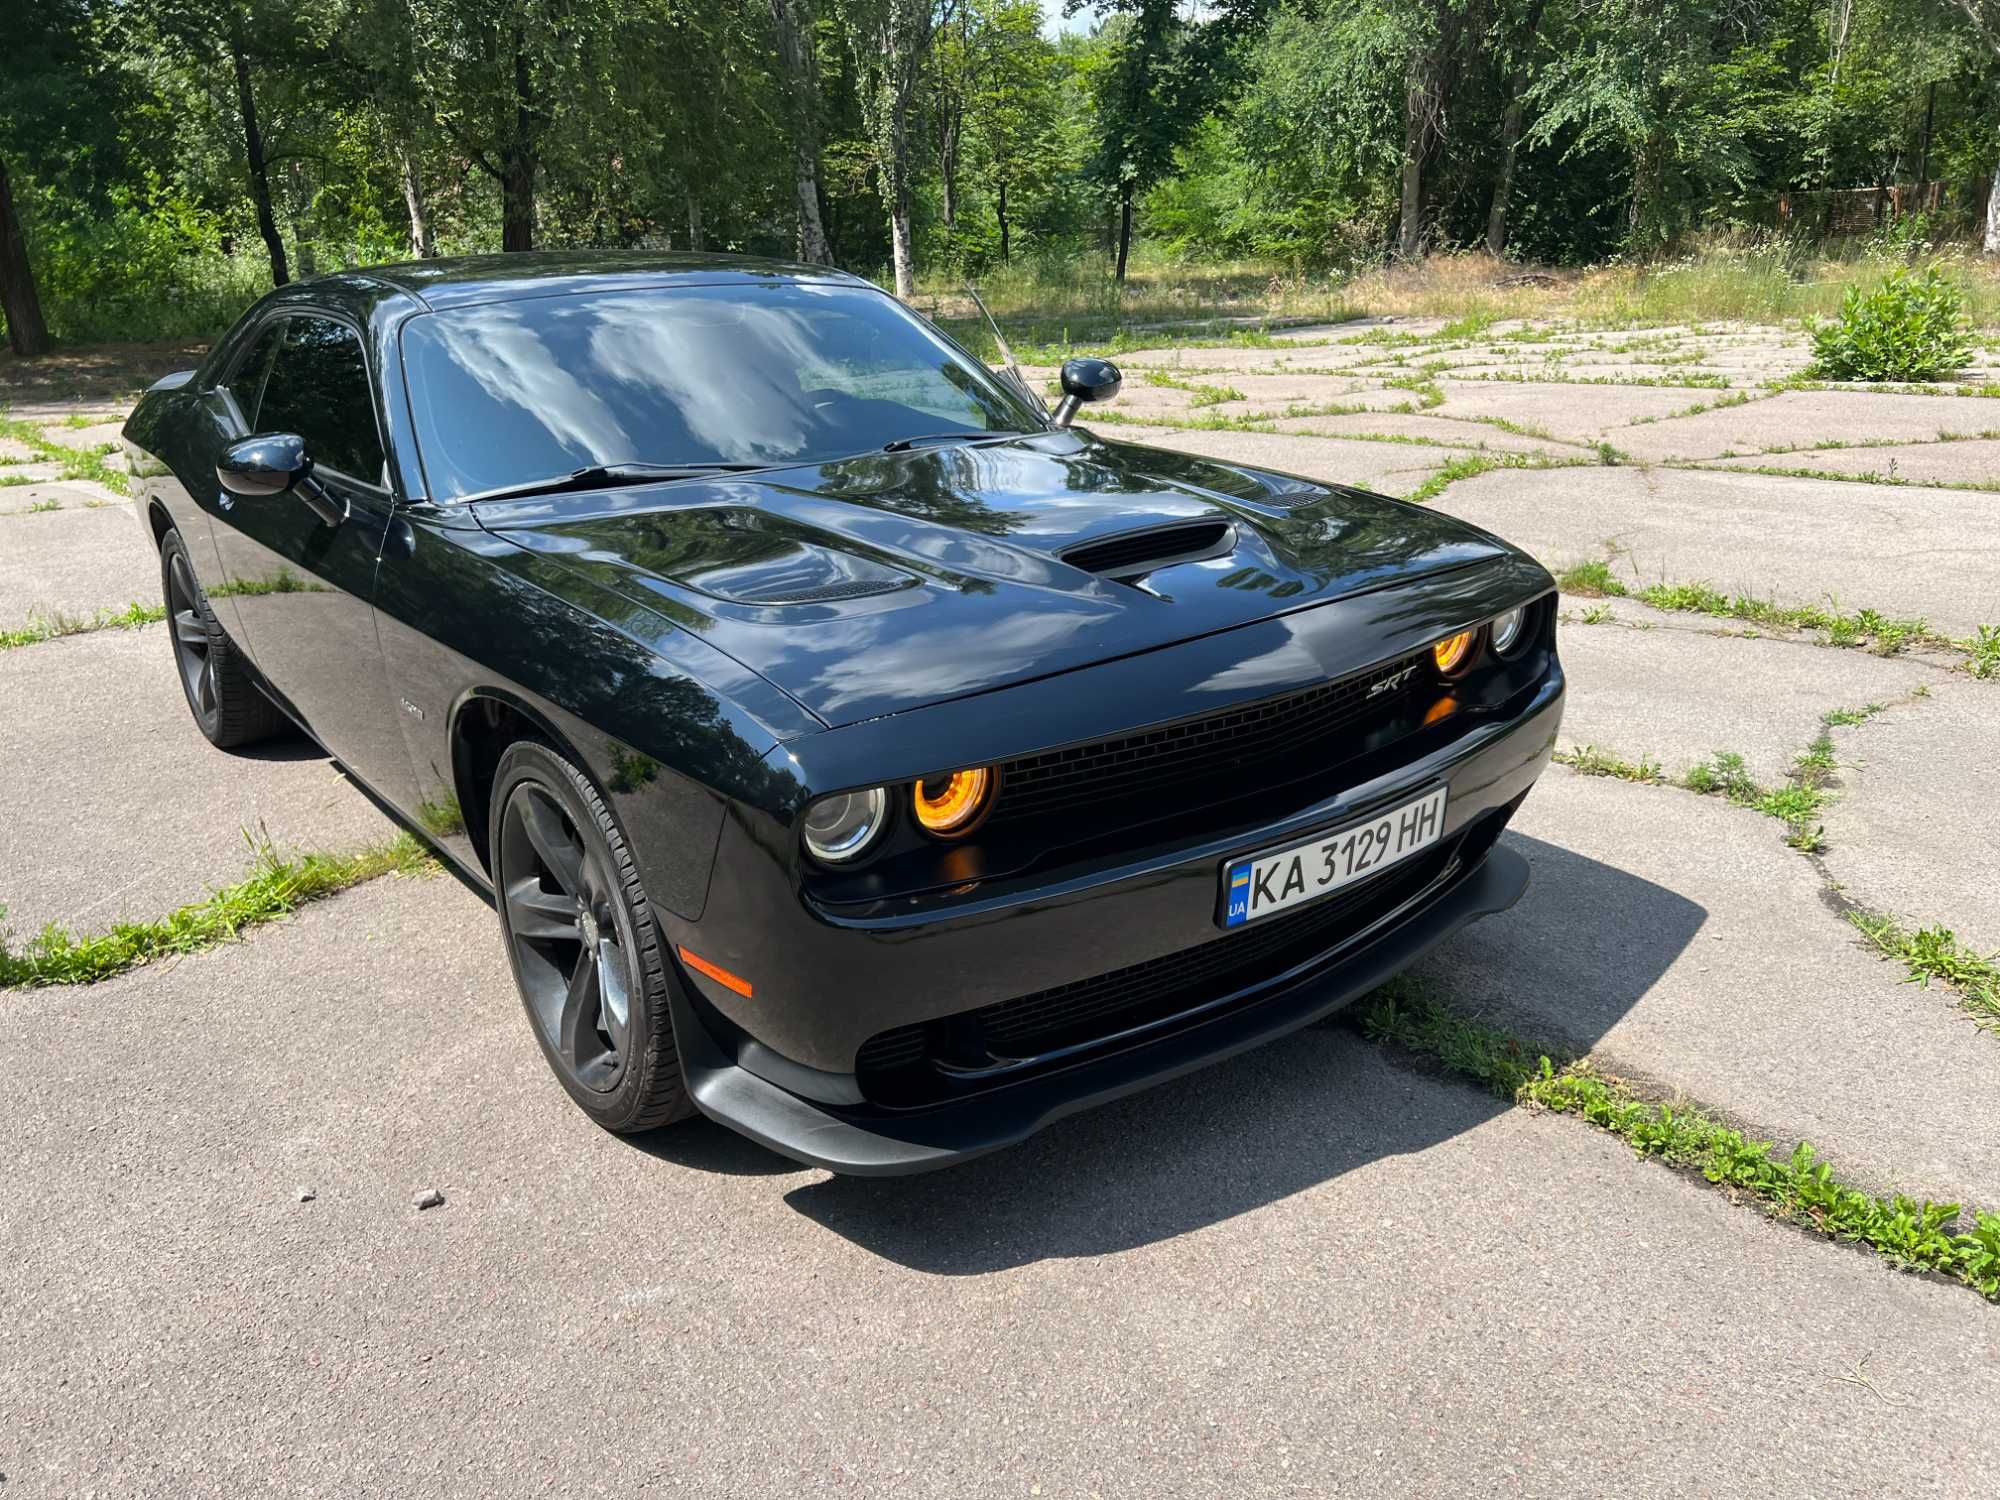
[217,433,343,527]
[1052,356,1123,429]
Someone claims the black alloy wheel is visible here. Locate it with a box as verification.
[157,527,282,749]
[166,542,220,737]
[490,740,693,1131]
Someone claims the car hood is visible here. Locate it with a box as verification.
[474,429,1521,728]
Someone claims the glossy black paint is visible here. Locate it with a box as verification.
[215,431,313,499]
[1052,356,1122,428]
[122,251,1565,1173]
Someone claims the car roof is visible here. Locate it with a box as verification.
[313,250,877,312]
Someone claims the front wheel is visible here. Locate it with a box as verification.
[490,739,694,1133]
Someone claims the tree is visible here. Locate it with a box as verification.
[960,0,1059,261]
[1088,0,1266,280]
[841,0,956,297]
[387,0,627,252]
[769,0,834,261]
[0,0,125,353]
[1949,0,2000,251]
[1485,0,1547,255]
[124,0,309,286]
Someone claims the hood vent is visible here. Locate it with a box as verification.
[1061,519,1235,580]
[725,576,913,606]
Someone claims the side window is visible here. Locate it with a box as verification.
[258,316,386,486]
[222,322,285,429]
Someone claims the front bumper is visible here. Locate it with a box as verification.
[669,841,1529,1174]
[655,660,1562,1174]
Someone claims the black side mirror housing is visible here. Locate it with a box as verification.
[1052,356,1123,428]
[216,432,343,526]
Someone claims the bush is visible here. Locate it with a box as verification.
[1807,264,1973,382]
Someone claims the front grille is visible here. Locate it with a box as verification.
[857,836,1461,1099]
[993,648,1430,825]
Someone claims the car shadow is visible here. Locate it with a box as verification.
[778,831,1704,1273]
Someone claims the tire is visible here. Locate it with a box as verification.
[159,527,285,749]
[489,739,694,1133]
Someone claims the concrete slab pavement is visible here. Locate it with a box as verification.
[1419,773,2000,1206]
[1552,609,1946,784]
[1819,680,2000,955]
[0,630,395,934]
[1614,389,2000,462]
[0,502,161,630]
[1435,465,2000,639]
[1430,378,1728,437]
[1112,428,1456,499]
[2,873,1995,1498]
[1707,437,2000,487]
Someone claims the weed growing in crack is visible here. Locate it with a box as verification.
[1554,744,1666,783]
[1633,583,1933,655]
[1555,560,1629,597]
[1848,914,2000,1029]
[1964,625,2000,680]
[1356,979,2000,1301]
[0,602,165,650]
[1683,750,1759,801]
[1145,370,1247,408]
[0,833,438,986]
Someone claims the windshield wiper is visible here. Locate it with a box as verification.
[467,460,773,504]
[880,431,1027,453]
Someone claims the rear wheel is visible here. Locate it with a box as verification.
[160,527,283,749]
[490,739,694,1133]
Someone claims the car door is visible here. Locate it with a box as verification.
[211,312,417,808]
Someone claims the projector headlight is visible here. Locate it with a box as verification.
[1433,629,1477,676]
[1490,605,1528,655]
[802,787,888,864]
[912,768,995,837]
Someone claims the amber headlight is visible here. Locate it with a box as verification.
[802,787,888,864]
[912,768,995,836]
[1433,629,1477,676]
[1490,605,1528,655]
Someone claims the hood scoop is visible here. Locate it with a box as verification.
[1061,519,1236,581]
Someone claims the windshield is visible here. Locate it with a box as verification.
[400,281,1046,502]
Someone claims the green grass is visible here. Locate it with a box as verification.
[1145,370,1247,407]
[1677,744,1829,850]
[1965,625,2000,680]
[0,834,437,987]
[1553,744,1666,784]
[1632,582,1934,654]
[0,412,131,498]
[1403,452,1519,504]
[1357,979,2000,1301]
[0,601,165,651]
[1848,913,2000,1030]
[1382,373,1445,410]
[1554,560,1629,597]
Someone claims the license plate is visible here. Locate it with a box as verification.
[1221,786,1448,927]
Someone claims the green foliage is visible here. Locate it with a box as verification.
[1807,266,1975,383]
[1553,744,1665,783]
[0,602,165,651]
[0,833,436,986]
[1964,625,2000,680]
[1848,913,2000,1030]
[1554,560,1628,597]
[1359,979,2000,1301]
[1632,581,1932,654]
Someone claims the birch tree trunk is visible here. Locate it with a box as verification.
[402,151,436,258]
[769,0,832,263]
[1986,152,2000,256]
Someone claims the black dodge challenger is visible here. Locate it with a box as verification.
[123,253,1563,1174]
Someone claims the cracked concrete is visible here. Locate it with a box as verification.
[0,630,395,934]
[1435,464,2000,638]
[1819,679,2000,956]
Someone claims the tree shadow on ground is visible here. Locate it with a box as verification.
[779,832,1701,1274]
